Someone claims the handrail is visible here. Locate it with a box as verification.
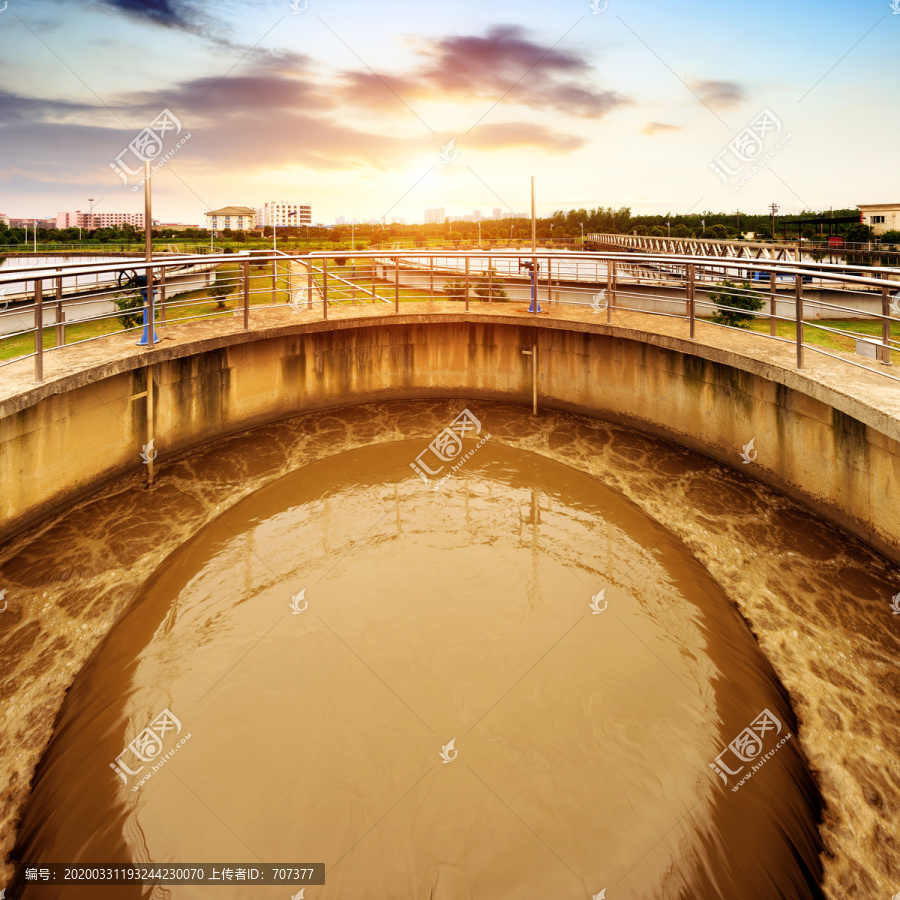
[2,250,899,388]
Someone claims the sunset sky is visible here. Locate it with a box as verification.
[0,0,896,225]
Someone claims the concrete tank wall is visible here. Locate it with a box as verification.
[1,317,897,562]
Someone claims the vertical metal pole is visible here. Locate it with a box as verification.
[34,278,43,382]
[465,257,470,311]
[394,257,399,313]
[488,258,492,300]
[322,258,329,320]
[429,256,434,300]
[55,273,64,347]
[160,266,167,326]
[882,284,892,365]
[531,175,537,316]
[147,363,155,486]
[532,340,537,416]
[795,273,803,369]
[689,264,696,339]
[272,258,277,304]
[242,259,249,330]
[307,261,313,309]
[607,259,615,325]
[769,271,777,336]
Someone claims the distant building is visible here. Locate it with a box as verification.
[205,206,257,231]
[473,209,482,222]
[858,203,900,236]
[335,216,346,225]
[57,210,146,229]
[254,201,312,228]
[0,213,9,226]
[425,207,445,224]
[157,223,200,232]
[12,217,57,229]
[493,208,502,220]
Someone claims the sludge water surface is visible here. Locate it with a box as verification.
[10,418,824,899]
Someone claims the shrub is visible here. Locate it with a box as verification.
[709,280,764,328]
[443,278,467,300]
[473,267,509,300]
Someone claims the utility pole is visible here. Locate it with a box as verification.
[770,202,779,242]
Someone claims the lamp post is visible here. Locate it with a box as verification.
[580,222,584,244]
[33,220,37,253]
[88,198,95,238]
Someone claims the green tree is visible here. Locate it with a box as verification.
[844,224,875,244]
[879,230,900,244]
[649,225,666,237]
[709,280,763,328]
[208,270,233,308]
[443,278,467,300]
[707,224,729,240]
[672,224,692,238]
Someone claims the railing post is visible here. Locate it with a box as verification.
[34,278,43,382]
[307,260,313,309]
[607,259,615,325]
[395,257,400,313]
[429,256,434,300]
[465,257,470,311]
[55,272,64,347]
[769,271,777,336]
[272,258,277,305]
[242,259,249,330]
[322,257,329,320]
[882,284,893,365]
[160,266,167,326]
[488,258,492,300]
[145,265,155,350]
[688,264,696,339]
[795,273,803,369]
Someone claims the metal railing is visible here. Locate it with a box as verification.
[2,249,899,386]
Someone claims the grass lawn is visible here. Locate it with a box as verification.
[746,316,900,363]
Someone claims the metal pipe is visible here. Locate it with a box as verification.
[770,271,777,336]
[429,257,434,300]
[465,257,470,311]
[147,364,155,486]
[242,260,249,330]
[395,257,399,313]
[272,258,278,305]
[688,264,696,340]
[55,273,64,347]
[607,259,615,325]
[160,267,167,326]
[323,257,329,320]
[795,273,804,369]
[34,278,43,382]
[882,284,892,365]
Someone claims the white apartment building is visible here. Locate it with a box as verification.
[205,207,257,231]
[56,211,146,229]
[424,207,445,224]
[254,202,312,228]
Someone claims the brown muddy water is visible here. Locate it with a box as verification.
[6,405,828,900]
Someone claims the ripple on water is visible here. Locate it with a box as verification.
[13,436,824,899]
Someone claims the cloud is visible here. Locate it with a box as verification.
[693,80,745,108]
[464,123,586,153]
[94,0,191,27]
[338,25,628,119]
[642,121,680,135]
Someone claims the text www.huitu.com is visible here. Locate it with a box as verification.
[131,734,193,791]
[731,733,792,792]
